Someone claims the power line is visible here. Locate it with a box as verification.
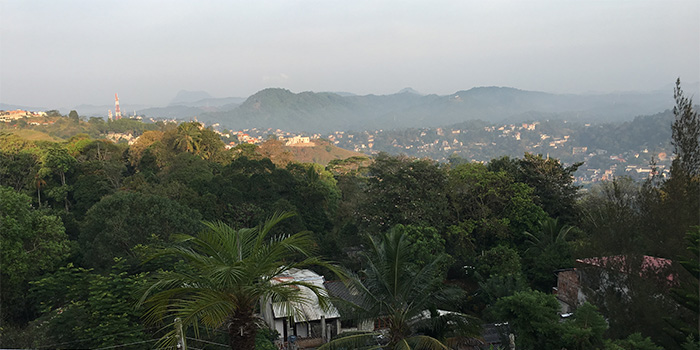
[186,337,229,347]
[93,338,160,350]
[35,328,160,349]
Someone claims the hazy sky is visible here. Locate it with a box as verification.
[1,0,698,108]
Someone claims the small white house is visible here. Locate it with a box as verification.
[261,268,341,345]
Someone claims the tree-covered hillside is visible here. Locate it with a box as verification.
[0,84,698,350]
[195,87,673,133]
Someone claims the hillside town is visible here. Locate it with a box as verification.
[2,108,672,186]
[0,92,696,350]
[217,120,672,186]
[0,109,49,124]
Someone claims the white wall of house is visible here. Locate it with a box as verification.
[273,319,286,339]
[295,323,309,338]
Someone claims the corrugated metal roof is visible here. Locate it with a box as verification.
[324,280,367,308]
[271,268,341,321]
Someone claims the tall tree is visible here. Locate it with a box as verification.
[321,229,480,350]
[447,162,547,250]
[68,110,80,123]
[578,177,644,256]
[669,226,700,344]
[522,217,577,291]
[671,78,700,178]
[174,122,203,154]
[39,145,77,211]
[0,186,70,326]
[360,153,449,234]
[79,191,202,269]
[657,78,700,260]
[489,154,582,224]
[0,134,40,193]
[196,126,227,161]
[140,212,336,350]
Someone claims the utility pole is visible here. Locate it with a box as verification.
[175,317,187,350]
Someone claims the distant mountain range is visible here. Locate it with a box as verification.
[194,86,678,133]
[5,83,698,133]
[0,103,48,111]
[169,90,213,105]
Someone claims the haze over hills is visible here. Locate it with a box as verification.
[0,103,48,112]
[171,97,247,108]
[5,83,699,133]
[70,103,154,117]
[193,86,679,133]
[169,90,213,105]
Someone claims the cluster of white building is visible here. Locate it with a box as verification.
[0,109,47,123]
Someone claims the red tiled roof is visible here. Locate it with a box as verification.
[576,255,674,282]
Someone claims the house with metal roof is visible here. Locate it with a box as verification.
[260,268,342,348]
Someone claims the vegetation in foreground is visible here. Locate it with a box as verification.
[0,80,698,349]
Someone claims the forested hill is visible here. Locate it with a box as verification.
[1,96,698,349]
[195,87,673,132]
[2,86,679,132]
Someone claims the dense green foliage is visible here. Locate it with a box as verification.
[0,187,71,324]
[0,88,697,350]
[491,290,562,349]
[140,213,335,350]
[79,191,202,269]
[320,229,480,350]
[27,261,151,349]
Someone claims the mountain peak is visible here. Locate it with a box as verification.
[169,90,213,105]
[397,87,422,95]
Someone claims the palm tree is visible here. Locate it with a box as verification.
[174,122,202,154]
[522,217,576,254]
[522,217,579,291]
[321,229,480,350]
[139,212,336,350]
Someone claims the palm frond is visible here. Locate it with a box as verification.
[257,211,296,243]
[170,290,236,328]
[140,211,337,349]
[330,229,481,350]
[208,264,246,288]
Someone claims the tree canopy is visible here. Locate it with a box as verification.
[140,212,337,350]
[0,83,694,350]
